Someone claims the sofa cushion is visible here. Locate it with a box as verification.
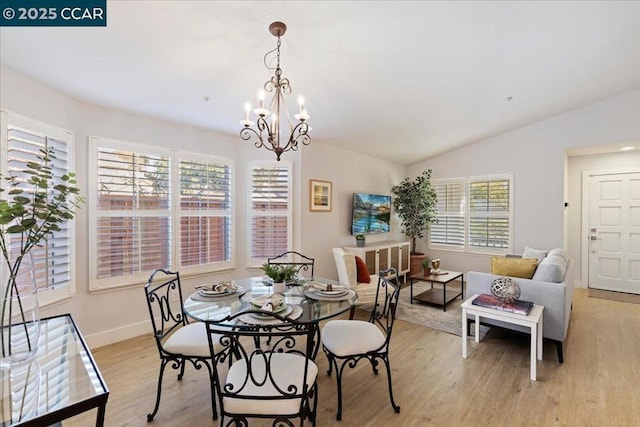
[522,246,548,263]
[354,256,371,283]
[490,256,538,279]
[532,254,568,283]
[547,248,569,262]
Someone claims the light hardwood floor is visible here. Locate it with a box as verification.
[65,289,640,426]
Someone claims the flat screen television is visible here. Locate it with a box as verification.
[351,193,392,235]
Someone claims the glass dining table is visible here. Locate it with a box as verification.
[183,276,357,358]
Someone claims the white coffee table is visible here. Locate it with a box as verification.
[461,294,544,381]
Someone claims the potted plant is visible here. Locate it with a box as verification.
[0,148,83,364]
[261,263,297,293]
[391,169,438,275]
[421,258,431,276]
[355,234,365,247]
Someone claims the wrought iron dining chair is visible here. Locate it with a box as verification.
[267,251,315,279]
[144,268,219,422]
[205,310,319,426]
[321,267,401,420]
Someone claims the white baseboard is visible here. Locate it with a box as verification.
[84,319,151,349]
[575,279,586,289]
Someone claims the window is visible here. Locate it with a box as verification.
[431,179,465,248]
[248,161,292,268]
[469,177,511,250]
[430,174,512,253]
[178,155,232,267]
[89,137,233,290]
[0,111,76,305]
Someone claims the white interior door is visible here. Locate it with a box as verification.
[588,172,640,294]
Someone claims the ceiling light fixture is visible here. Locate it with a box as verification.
[620,146,635,151]
[240,21,311,161]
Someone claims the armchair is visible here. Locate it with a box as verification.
[332,247,382,319]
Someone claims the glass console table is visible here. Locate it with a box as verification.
[1,314,109,426]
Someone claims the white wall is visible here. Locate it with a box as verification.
[408,90,640,277]
[0,65,405,347]
[567,149,640,286]
[300,142,406,279]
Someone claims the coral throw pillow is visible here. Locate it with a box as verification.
[354,256,371,283]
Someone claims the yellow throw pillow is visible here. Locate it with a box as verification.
[490,257,538,279]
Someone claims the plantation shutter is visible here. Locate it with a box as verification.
[249,162,292,266]
[6,125,72,291]
[95,147,171,279]
[178,157,232,267]
[469,178,511,249]
[430,180,465,247]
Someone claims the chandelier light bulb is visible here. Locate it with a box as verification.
[258,91,265,109]
[244,102,251,121]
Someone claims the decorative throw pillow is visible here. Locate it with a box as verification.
[490,256,538,279]
[522,246,548,264]
[532,254,568,283]
[354,255,371,283]
[547,248,569,262]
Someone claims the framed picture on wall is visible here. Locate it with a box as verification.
[310,179,332,212]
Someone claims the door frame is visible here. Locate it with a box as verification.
[580,167,639,289]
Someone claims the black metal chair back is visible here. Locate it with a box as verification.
[145,269,187,355]
[205,311,318,426]
[367,267,402,347]
[321,267,401,420]
[144,268,216,421]
[267,250,315,278]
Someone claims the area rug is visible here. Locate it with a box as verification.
[395,281,490,339]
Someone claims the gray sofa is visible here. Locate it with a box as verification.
[466,249,574,362]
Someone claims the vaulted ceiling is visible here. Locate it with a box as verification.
[1,1,638,164]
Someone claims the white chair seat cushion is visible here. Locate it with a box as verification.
[164,322,212,358]
[322,320,386,357]
[223,352,318,415]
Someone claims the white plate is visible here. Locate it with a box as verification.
[249,304,293,319]
[315,289,349,297]
[199,288,234,297]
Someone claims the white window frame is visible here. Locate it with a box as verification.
[176,151,234,274]
[430,177,466,250]
[246,160,293,269]
[0,111,76,306]
[88,136,234,291]
[429,174,513,255]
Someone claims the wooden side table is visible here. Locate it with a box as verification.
[461,294,544,381]
[409,270,464,311]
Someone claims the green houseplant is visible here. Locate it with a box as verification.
[355,234,365,247]
[261,263,297,283]
[421,258,431,275]
[0,148,83,364]
[391,169,438,274]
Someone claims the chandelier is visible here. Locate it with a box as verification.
[240,21,311,161]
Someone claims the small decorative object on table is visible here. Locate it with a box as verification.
[471,293,533,316]
[490,276,521,303]
[355,234,365,247]
[421,258,431,276]
[430,258,443,275]
[261,263,297,293]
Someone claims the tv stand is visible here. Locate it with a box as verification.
[343,240,410,278]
